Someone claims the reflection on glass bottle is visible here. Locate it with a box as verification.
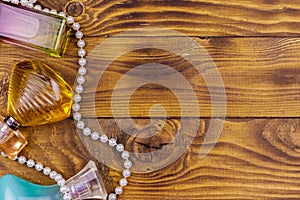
[0,1,70,57]
[0,60,73,159]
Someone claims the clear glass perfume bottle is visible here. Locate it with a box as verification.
[0,1,70,57]
[66,161,108,200]
[0,60,73,159]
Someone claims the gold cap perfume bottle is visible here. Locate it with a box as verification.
[0,60,73,159]
[0,1,70,57]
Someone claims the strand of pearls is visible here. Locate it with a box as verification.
[1,0,132,199]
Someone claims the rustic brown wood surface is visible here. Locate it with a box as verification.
[1,0,300,199]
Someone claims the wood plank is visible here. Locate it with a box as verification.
[0,118,299,199]
[1,37,300,117]
[39,0,300,36]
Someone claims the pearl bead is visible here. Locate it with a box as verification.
[75,85,84,93]
[77,76,85,84]
[60,185,68,193]
[72,103,80,112]
[26,3,33,8]
[55,174,63,182]
[122,169,131,178]
[57,178,65,186]
[63,194,72,200]
[78,49,86,57]
[83,128,92,136]
[66,16,74,24]
[72,22,80,30]
[50,9,57,14]
[1,152,6,158]
[91,132,100,140]
[124,160,132,169]
[121,151,130,160]
[11,0,19,4]
[77,40,86,48]
[78,67,87,75]
[109,139,117,147]
[20,0,27,5]
[43,167,51,175]
[43,8,50,13]
[120,178,128,186]
[73,112,82,121]
[49,171,57,179]
[18,156,26,164]
[35,163,43,171]
[116,144,124,152]
[77,121,85,129]
[100,134,108,143]
[34,4,41,10]
[30,0,37,3]
[115,187,123,195]
[78,58,87,66]
[73,94,82,102]
[108,193,117,200]
[59,12,66,17]
[27,159,35,168]
[75,31,83,39]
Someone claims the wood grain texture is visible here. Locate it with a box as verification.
[1,0,300,199]
[1,37,300,117]
[38,0,300,37]
[0,119,299,199]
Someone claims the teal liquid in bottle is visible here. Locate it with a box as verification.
[0,174,61,200]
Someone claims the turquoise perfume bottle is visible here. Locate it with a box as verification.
[0,161,107,200]
[0,174,61,200]
[0,1,70,57]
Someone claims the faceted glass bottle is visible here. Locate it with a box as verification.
[0,60,72,159]
[0,115,27,159]
[7,60,73,126]
[0,1,70,57]
[66,161,108,200]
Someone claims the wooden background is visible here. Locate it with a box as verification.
[1,0,300,199]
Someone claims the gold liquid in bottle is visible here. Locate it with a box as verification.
[0,60,73,159]
[7,60,73,126]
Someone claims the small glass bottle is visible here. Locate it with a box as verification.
[66,161,108,200]
[0,115,27,160]
[0,60,73,159]
[0,1,70,57]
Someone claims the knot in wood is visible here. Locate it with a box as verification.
[263,119,300,156]
[125,119,181,163]
[66,1,84,17]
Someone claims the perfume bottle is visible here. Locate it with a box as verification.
[0,161,107,200]
[0,174,61,200]
[66,161,108,200]
[0,60,73,159]
[0,1,70,57]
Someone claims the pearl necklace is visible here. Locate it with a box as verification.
[0,0,132,200]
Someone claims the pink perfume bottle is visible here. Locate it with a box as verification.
[0,1,70,57]
[66,161,108,200]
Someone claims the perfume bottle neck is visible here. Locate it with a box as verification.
[4,116,20,131]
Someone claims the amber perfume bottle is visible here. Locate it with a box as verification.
[0,1,70,57]
[0,61,73,159]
